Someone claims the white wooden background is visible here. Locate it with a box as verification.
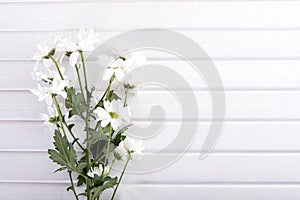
[1,1,300,199]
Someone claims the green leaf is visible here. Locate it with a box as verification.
[112,125,131,146]
[102,176,118,190]
[68,124,75,131]
[65,87,86,118]
[54,166,67,173]
[48,130,77,172]
[106,90,120,102]
[66,186,72,191]
[88,128,108,142]
[77,162,88,173]
[77,175,86,187]
[90,140,108,161]
[86,86,95,108]
[91,177,118,200]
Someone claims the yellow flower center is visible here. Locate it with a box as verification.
[109,112,119,119]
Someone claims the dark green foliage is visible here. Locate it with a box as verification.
[48,130,77,172]
[65,87,86,118]
[112,125,131,146]
[90,176,118,200]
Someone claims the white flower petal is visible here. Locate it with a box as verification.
[87,171,94,178]
[45,96,53,105]
[103,101,113,112]
[69,51,80,67]
[94,107,110,120]
[101,119,111,128]
[114,68,124,81]
[43,59,53,68]
[102,68,114,80]
[110,119,120,131]
[97,55,114,67]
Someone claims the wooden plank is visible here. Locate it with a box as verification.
[3,60,300,90]
[1,91,300,120]
[1,2,300,31]
[2,182,300,200]
[1,152,300,183]
[2,121,300,153]
[2,31,300,60]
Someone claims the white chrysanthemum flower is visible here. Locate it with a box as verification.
[102,59,126,81]
[32,67,68,83]
[112,149,124,161]
[40,106,57,131]
[30,79,69,105]
[87,165,110,178]
[114,137,145,160]
[32,35,62,61]
[94,100,130,131]
[101,52,146,82]
[122,137,145,156]
[123,52,147,68]
[57,29,100,66]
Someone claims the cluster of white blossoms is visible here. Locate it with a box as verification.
[31,29,100,129]
[31,30,146,193]
[92,52,146,133]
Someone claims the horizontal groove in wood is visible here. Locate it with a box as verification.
[2,149,300,154]
[3,180,300,186]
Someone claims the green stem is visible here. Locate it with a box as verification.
[78,51,92,200]
[79,51,88,95]
[94,74,115,109]
[85,119,91,200]
[104,126,112,167]
[63,121,85,151]
[52,95,84,151]
[52,95,67,136]
[68,171,79,200]
[108,158,116,174]
[111,155,131,200]
[75,64,87,105]
[124,89,129,107]
[50,56,64,80]
[105,76,114,101]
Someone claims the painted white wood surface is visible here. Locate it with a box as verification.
[3,60,300,90]
[1,2,300,31]
[1,1,300,199]
[1,91,300,120]
[1,31,300,60]
[2,121,300,152]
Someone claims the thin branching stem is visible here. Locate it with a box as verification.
[79,51,89,95]
[78,51,92,200]
[52,95,67,136]
[75,64,87,105]
[111,155,131,200]
[104,126,113,167]
[49,56,64,80]
[124,89,129,107]
[68,171,80,200]
[63,121,85,151]
[52,95,84,151]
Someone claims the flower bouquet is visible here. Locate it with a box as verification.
[31,29,145,200]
